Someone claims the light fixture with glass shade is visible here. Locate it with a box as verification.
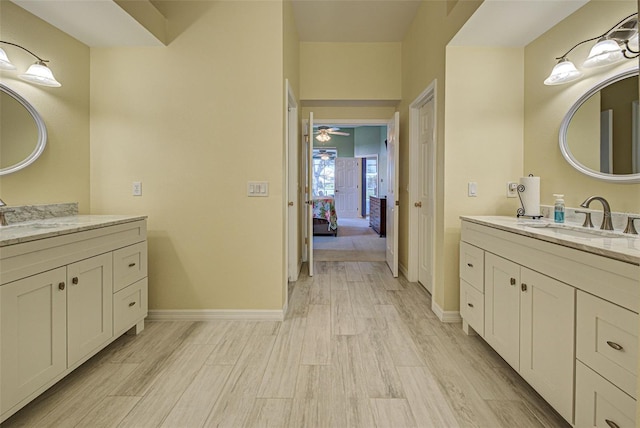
[544,13,638,85]
[0,41,61,87]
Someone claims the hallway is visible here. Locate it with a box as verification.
[313,217,386,262]
[2,262,567,427]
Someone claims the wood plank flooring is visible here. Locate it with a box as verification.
[1,261,569,428]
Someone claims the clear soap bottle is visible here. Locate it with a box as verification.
[554,194,565,223]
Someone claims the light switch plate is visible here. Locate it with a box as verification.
[468,182,478,197]
[132,182,142,196]
[248,181,269,197]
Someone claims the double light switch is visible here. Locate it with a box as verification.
[248,181,269,197]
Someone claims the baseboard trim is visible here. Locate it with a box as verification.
[431,301,462,323]
[399,263,409,280]
[147,309,285,321]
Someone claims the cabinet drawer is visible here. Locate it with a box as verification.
[113,242,147,293]
[575,361,636,428]
[460,279,484,336]
[113,278,148,335]
[459,242,484,292]
[577,290,638,398]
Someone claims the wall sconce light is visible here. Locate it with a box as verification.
[544,13,638,85]
[0,41,62,87]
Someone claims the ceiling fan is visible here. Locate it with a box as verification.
[314,126,350,142]
[313,149,337,161]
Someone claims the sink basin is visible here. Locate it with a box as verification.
[526,223,627,239]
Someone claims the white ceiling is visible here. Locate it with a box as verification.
[292,0,422,43]
[10,0,590,47]
[10,0,165,47]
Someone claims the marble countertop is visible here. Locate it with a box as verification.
[0,215,147,247]
[460,216,640,266]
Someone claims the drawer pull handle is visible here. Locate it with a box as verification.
[72,277,79,285]
[467,263,473,268]
[128,302,136,307]
[468,303,474,308]
[605,419,620,428]
[58,282,65,290]
[510,278,516,286]
[128,262,136,267]
[606,341,623,351]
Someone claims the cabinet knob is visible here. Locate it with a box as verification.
[521,283,527,292]
[606,341,623,351]
[510,278,516,286]
[288,201,294,206]
[72,277,79,285]
[467,263,473,268]
[128,262,136,268]
[414,202,422,208]
[58,282,65,290]
[468,303,474,308]
[128,301,136,307]
[605,419,620,428]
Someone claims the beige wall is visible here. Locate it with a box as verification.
[0,1,90,211]
[90,1,286,311]
[442,46,524,311]
[525,0,639,212]
[399,0,482,311]
[300,42,402,101]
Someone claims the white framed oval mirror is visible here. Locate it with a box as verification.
[0,83,47,175]
[559,66,640,183]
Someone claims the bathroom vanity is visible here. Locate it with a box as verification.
[0,215,148,423]
[459,216,639,426]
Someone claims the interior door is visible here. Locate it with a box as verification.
[418,98,434,292]
[306,112,314,277]
[386,112,399,277]
[334,157,360,218]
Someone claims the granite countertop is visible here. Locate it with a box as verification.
[460,216,640,266]
[0,215,147,247]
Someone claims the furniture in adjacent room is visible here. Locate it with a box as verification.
[312,197,338,236]
[369,196,386,237]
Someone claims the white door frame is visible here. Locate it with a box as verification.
[285,80,300,285]
[408,81,437,286]
[301,117,390,262]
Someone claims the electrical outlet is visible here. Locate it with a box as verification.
[468,182,478,197]
[507,181,518,198]
[132,181,142,196]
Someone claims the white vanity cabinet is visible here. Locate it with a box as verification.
[459,217,639,426]
[0,218,148,423]
[484,252,575,421]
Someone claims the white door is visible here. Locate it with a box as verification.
[286,83,299,281]
[418,98,435,292]
[306,112,314,277]
[334,157,360,218]
[386,112,399,277]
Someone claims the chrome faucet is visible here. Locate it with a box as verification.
[580,196,614,230]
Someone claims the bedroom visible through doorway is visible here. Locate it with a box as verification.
[309,122,388,263]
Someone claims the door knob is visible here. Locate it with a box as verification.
[414,202,422,208]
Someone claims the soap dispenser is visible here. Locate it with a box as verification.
[554,194,565,223]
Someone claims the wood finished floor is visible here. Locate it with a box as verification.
[2,261,569,428]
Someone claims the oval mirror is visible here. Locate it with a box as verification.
[0,83,47,175]
[560,66,640,183]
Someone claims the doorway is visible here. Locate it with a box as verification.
[302,117,396,271]
[408,81,437,294]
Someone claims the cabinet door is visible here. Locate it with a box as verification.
[67,253,113,367]
[0,267,67,414]
[519,268,575,424]
[484,253,520,370]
